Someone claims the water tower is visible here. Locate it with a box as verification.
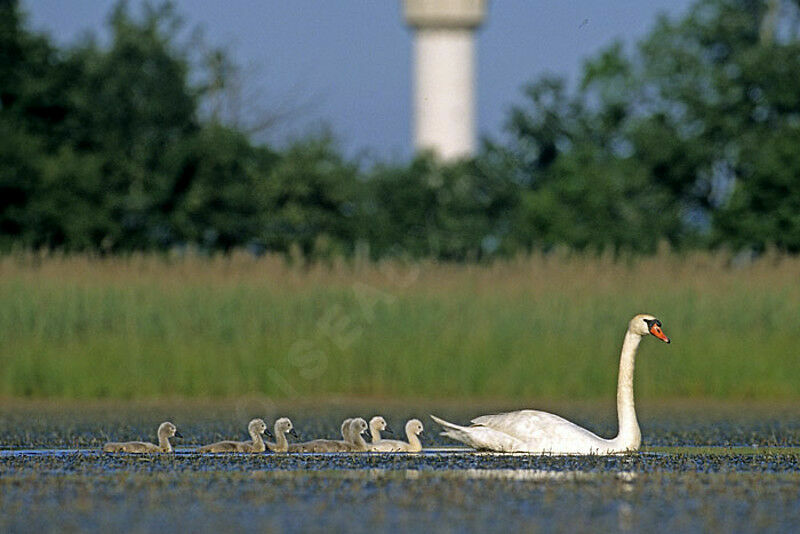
[403,0,488,160]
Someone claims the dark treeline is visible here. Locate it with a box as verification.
[2,0,800,260]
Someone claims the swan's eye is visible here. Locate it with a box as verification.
[643,318,661,329]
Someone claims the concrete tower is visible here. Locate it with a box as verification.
[403,0,487,160]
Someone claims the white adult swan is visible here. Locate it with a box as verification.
[431,314,670,454]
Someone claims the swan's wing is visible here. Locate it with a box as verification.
[288,439,351,453]
[471,409,577,433]
[431,414,527,452]
[369,440,406,452]
[198,440,239,452]
[470,410,607,453]
[121,441,160,453]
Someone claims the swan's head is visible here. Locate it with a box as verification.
[630,314,670,343]
[406,419,424,436]
[341,418,354,438]
[158,422,181,438]
[275,417,298,438]
[349,418,369,437]
[249,418,269,437]
[370,416,390,434]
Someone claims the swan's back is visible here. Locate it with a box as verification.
[470,410,609,453]
[198,440,263,453]
[369,439,415,452]
[287,439,351,453]
[103,441,161,453]
[287,417,357,452]
[198,418,267,453]
[432,410,613,453]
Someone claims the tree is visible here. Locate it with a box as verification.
[362,153,516,260]
[604,0,800,250]
[259,135,361,259]
[483,74,685,254]
[0,0,86,248]
[490,0,800,253]
[5,0,800,258]
[162,124,278,251]
[714,126,800,251]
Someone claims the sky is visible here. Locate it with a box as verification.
[24,0,696,160]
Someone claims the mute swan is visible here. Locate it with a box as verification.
[431,314,670,454]
[340,418,353,441]
[288,418,355,453]
[369,419,424,453]
[103,422,181,453]
[266,417,298,453]
[368,416,392,444]
[198,418,270,453]
[347,418,370,452]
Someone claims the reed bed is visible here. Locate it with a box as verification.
[1,250,798,400]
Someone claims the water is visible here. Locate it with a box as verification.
[2,401,800,532]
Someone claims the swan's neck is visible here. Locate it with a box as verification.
[352,431,368,450]
[370,424,381,443]
[158,431,172,452]
[614,330,642,450]
[406,430,422,451]
[273,425,288,452]
[250,427,265,451]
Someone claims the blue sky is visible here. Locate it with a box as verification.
[24,1,695,160]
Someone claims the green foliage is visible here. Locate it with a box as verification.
[2,0,800,258]
[509,149,681,253]
[491,0,800,253]
[261,135,361,258]
[362,154,516,260]
[588,0,800,250]
[160,124,277,250]
[714,127,800,250]
[0,124,43,246]
[486,76,685,253]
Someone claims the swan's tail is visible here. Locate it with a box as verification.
[430,414,481,449]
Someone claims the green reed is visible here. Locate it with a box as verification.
[1,250,798,399]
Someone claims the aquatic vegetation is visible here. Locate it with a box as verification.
[2,403,800,531]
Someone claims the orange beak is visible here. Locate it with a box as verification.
[650,324,670,343]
